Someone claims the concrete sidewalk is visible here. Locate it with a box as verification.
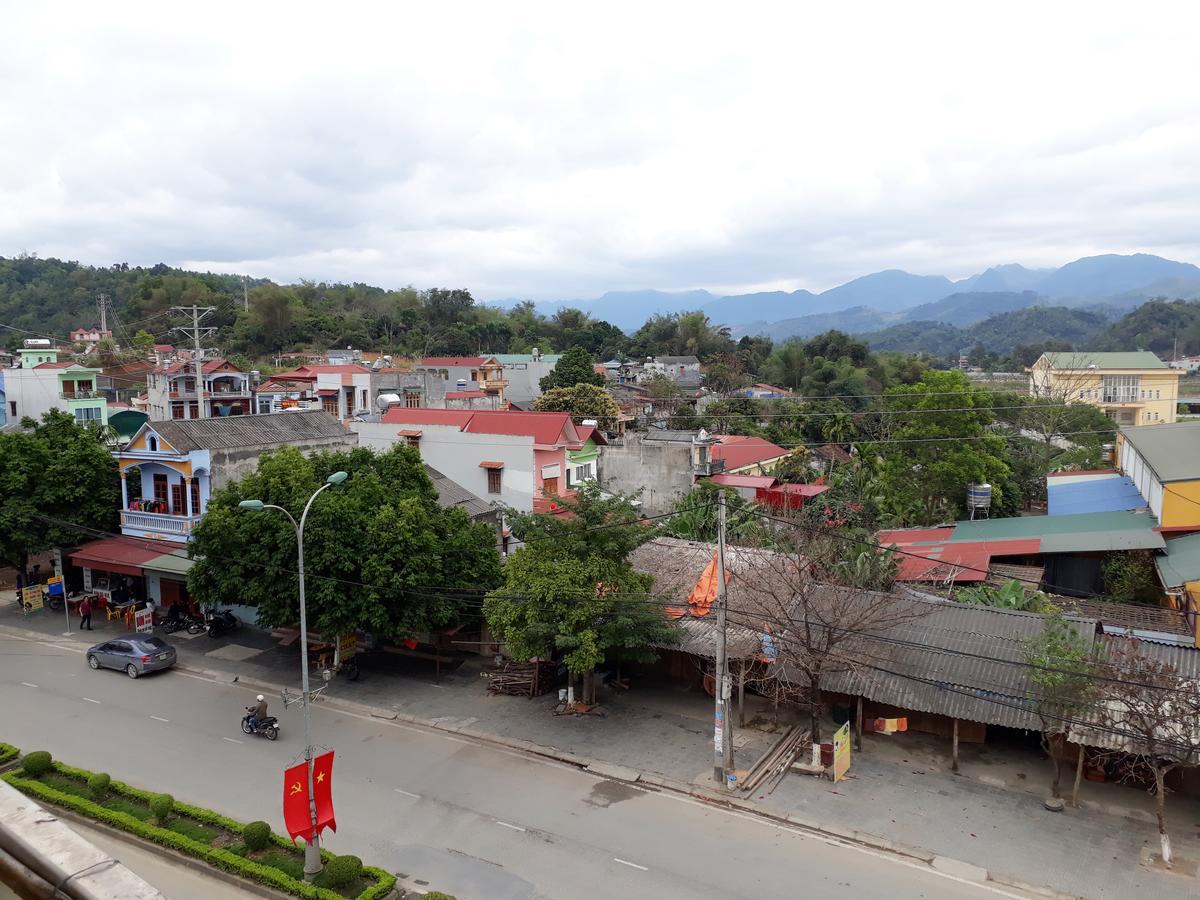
[5,598,1199,899]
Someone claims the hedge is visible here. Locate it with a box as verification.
[3,762,396,900]
[0,743,19,766]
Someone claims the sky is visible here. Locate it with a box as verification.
[3,2,1200,302]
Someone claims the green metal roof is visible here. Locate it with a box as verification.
[1119,422,1200,483]
[1041,351,1166,370]
[949,510,1165,552]
[1155,532,1200,587]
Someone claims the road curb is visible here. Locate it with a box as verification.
[0,625,1082,898]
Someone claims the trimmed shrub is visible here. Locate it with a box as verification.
[0,743,19,766]
[323,854,363,888]
[423,893,457,900]
[87,773,111,800]
[149,792,174,823]
[21,751,52,777]
[243,820,272,852]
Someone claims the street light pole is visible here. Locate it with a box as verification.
[239,471,348,881]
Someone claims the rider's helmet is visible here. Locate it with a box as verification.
[256,694,265,702]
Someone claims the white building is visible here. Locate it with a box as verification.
[3,342,109,428]
[490,351,562,403]
[146,359,254,420]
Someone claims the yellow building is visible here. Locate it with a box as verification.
[1028,351,1181,426]
[1117,421,1200,530]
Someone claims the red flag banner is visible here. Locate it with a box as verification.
[282,761,312,841]
[312,751,336,835]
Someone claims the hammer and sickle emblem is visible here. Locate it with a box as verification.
[289,782,303,796]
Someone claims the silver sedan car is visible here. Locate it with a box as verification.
[86,635,177,678]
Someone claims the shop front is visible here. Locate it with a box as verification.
[68,535,194,611]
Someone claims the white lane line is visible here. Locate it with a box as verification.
[613,858,648,871]
[149,715,170,723]
[222,737,243,744]
[393,789,421,799]
[38,641,85,654]
[495,821,526,832]
[82,697,101,704]
[20,682,38,688]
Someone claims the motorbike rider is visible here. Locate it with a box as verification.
[248,694,268,732]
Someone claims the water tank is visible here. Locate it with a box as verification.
[457,379,468,389]
[966,483,993,510]
[377,393,401,410]
[23,338,52,348]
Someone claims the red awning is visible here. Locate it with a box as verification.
[69,536,165,577]
[317,389,339,397]
[397,429,422,437]
[478,460,505,469]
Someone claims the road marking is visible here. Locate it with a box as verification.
[149,715,170,723]
[393,789,421,799]
[20,682,38,688]
[222,737,243,744]
[613,858,648,871]
[82,697,101,704]
[495,821,526,832]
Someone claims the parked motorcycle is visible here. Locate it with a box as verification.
[161,604,205,634]
[206,608,240,639]
[241,707,279,741]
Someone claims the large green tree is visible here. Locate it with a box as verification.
[533,384,620,430]
[187,445,501,639]
[539,345,605,391]
[0,411,120,581]
[484,486,674,702]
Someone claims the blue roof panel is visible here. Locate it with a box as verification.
[1047,475,1148,516]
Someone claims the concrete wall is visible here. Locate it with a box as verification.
[501,360,557,403]
[3,368,65,424]
[353,421,536,511]
[209,433,359,492]
[598,433,694,515]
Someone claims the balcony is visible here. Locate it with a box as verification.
[694,457,726,476]
[60,390,102,400]
[120,510,199,539]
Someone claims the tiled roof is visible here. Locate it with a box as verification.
[712,436,788,470]
[709,474,777,489]
[425,465,494,519]
[463,411,573,445]
[33,361,72,369]
[381,408,476,428]
[419,356,494,367]
[162,358,239,375]
[145,411,352,452]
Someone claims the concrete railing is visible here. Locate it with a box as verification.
[121,511,197,534]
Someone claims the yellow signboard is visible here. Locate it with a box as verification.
[23,587,44,612]
[832,721,851,782]
[337,633,358,660]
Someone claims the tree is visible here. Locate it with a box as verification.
[770,448,814,484]
[539,345,605,391]
[877,370,1012,524]
[959,579,1054,612]
[533,384,620,431]
[702,360,747,394]
[484,486,674,703]
[1023,612,1098,804]
[131,329,156,356]
[0,411,120,582]
[1094,637,1200,866]
[663,482,767,543]
[187,445,501,640]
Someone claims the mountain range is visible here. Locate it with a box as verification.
[512,254,1200,337]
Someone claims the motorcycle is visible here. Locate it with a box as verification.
[161,604,205,634]
[241,707,279,741]
[205,608,240,639]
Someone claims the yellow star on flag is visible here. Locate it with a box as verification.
[316,772,325,783]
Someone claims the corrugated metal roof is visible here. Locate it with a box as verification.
[1155,532,1200,588]
[1119,422,1200,483]
[150,411,352,452]
[1042,351,1166,370]
[949,509,1159,541]
[709,474,776,489]
[424,465,495,520]
[818,598,1100,730]
[1040,529,1165,553]
[1046,473,1148,516]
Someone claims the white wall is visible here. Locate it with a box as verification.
[3,368,64,423]
[1120,439,1164,520]
[352,422,536,511]
[502,361,557,403]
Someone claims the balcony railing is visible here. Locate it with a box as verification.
[694,457,726,476]
[121,510,199,536]
[60,390,101,400]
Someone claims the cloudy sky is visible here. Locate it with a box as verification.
[3,2,1199,301]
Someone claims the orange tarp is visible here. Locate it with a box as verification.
[667,552,728,619]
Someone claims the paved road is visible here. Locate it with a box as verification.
[0,634,1030,900]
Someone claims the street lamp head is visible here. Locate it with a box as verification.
[326,471,349,486]
[238,499,265,511]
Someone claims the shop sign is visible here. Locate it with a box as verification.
[135,607,154,634]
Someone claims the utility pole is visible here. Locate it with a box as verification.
[713,491,734,784]
[243,275,249,313]
[171,306,217,420]
[97,294,108,334]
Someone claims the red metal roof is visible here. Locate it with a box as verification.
[768,483,830,497]
[877,527,956,545]
[463,411,573,445]
[69,536,168,577]
[382,408,476,428]
[712,436,788,470]
[710,474,777,489]
[890,538,1042,584]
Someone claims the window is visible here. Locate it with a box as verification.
[8,401,14,417]
[487,468,502,494]
[171,482,184,515]
[74,406,102,424]
[148,436,158,452]
[576,462,594,481]
[190,479,201,515]
[1078,390,1085,399]
[405,435,420,448]
[1102,375,1139,404]
[322,396,339,416]
[1155,389,1160,399]
[404,391,421,408]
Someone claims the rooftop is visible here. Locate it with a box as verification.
[1046,471,1148,516]
[491,353,563,364]
[161,358,241,375]
[1039,351,1168,370]
[654,355,700,365]
[1119,421,1200,483]
[381,408,604,446]
[1155,531,1200,588]
[419,356,498,367]
[712,435,789,471]
[425,465,495,519]
[141,410,351,452]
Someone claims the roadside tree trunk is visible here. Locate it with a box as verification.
[1071,746,1085,807]
[1046,733,1063,800]
[808,673,822,745]
[1154,768,1172,866]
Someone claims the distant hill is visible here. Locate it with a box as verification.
[859,306,1112,356]
[1090,299,1200,356]
[962,263,1054,293]
[813,269,956,312]
[1034,253,1200,299]
[898,291,1042,327]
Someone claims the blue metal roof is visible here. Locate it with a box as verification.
[1047,474,1148,516]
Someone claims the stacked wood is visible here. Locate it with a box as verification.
[486,660,556,698]
[737,725,807,794]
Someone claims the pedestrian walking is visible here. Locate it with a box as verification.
[79,596,93,631]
